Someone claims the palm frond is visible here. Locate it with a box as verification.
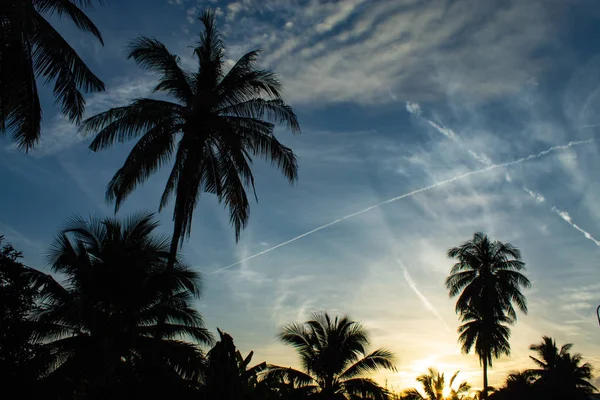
[83,99,181,150]
[127,36,193,103]
[106,122,177,210]
[339,348,396,380]
[35,0,104,44]
[265,365,316,387]
[218,99,300,133]
[31,11,104,119]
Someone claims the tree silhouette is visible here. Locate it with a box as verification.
[489,371,536,400]
[401,368,470,400]
[445,232,530,400]
[31,213,213,399]
[81,9,300,277]
[528,336,597,400]
[0,235,49,397]
[1,0,105,151]
[203,328,268,400]
[268,312,395,399]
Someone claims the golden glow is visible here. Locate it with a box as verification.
[442,386,452,398]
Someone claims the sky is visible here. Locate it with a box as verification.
[2,0,600,394]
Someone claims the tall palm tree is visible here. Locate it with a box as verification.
[268,312,395,400]
[528,336,597,400]
[1,0,105,151]
[445,232,530,400]
[401,368,470,400]
[31,212,213,399]
[80,9,300,271]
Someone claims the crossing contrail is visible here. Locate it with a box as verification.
[209,139,592,275]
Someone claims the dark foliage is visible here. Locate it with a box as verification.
[1,0,105,150]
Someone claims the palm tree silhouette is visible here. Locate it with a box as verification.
[528,336,597,399]
[401,368,470,400]
[31,212,212,398]
[1,0,105,151]
[268,311,395,399]
[80,9,300,274]
[445,232,530,400]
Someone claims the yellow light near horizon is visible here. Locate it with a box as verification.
[442,386,452,398]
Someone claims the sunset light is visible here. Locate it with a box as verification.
[1,0,600,399]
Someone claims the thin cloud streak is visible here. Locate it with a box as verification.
[551,207,600,247]
[399,259,451,332]
[209,140,592,275]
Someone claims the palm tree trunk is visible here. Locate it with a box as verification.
[167,225,181,271]
[155,204,185,339]
[482,356,488,400]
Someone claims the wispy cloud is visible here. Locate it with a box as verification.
[523,186,546,203]
[211,0,567,105]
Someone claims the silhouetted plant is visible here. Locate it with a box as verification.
[528,336,597,400]
[268,311,395,400]
[31,213,212,399]
[203,328,268,400]
[80,9,300,280]
[1,0,105,150]
[401,368,470,400]
[0,235,49,397]
[445,232,530,400]
[488,371,536,400]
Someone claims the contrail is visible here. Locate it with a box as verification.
[209,139,592,275]
[416,105,600,247]
[552,207,600,247]
[399,260,451,332]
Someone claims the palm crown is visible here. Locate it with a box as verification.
[81,9,300,257]
[269,312,395,399]
[401,368,471,400]
[528,336,597,399]
[445,232,530,322]
[1,0,105,150]
[30,212,212,397]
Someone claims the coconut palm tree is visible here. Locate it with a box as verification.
[528,336,597,400]
[445,232,530,400]
[1,0,105,151]
[401,368,470,400]
[268,312,395,400]
[80,9,300,273]
[31,212,213,399]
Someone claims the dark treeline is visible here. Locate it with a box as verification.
[1,224,597,400]
[0,1,598,400]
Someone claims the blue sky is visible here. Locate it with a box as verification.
[2,0,600,392]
